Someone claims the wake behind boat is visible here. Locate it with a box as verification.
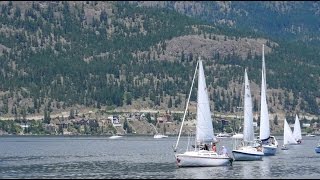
[173,57,233,167]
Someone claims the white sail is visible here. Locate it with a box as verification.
[262,44,267,88]
[258,44,278,155]
[232,69,264,161]
[293,114,302,141]
[196,60,215,144]
[243,69,254,143]
[174,57,233,167]
[259,62,270,141]
[283,118,297,145]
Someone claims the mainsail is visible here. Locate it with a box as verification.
[243,69,254,143]
[259,44,270,141]
[293,115,302,141]
[284,118,297,145]
[196,60,215,144]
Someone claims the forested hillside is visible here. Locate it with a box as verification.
[0,1,319,120]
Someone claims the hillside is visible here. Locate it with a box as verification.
[131,1,320,42]
[0,1,319,127]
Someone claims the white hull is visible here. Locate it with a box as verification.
[216,133,231,138]
[262,145,277,155]
[109,135,122,139]
[175,150,233,167]
[306,134,316,137]
[232,146,263,161]
[292,139,302,145]
[154,134,168,139]
[231,133,243,139]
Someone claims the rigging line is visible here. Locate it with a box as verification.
[173,60,199,152]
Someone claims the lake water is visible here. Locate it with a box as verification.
[0,135,319,179]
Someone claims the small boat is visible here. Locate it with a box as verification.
[306,134,316,137]
[292,115,302,144]
[154,134,168,139]
[231,133,243,139]
[109,135,122,139]
[281,118,298,150]
[281,145,289,150]
[151,124,168,139]
[217,133,231,138]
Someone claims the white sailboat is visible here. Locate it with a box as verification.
[281,118,298,150]
[232,69,264,161]
[109,134,123,139]
[151,124,168,139]
[154,134,168,138]
[292,114,302,144]
[259,44,278,155]
[173,57,233,167]
[217,132,231,138]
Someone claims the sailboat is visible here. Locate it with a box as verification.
[292,115,302,144]
[281,118,298,150]
[109,134,123,139]
[151,123,168,139]
[173,57,233,167]
[154,134,168,138]
[232,69,264,161]
[315,142,320,153]
[259,44,278,155]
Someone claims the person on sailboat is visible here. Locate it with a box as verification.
[220,146,228,155]
[203,144,209,151]
[270,137,275,145]
[256,144,262,152]
[212,143,217,152]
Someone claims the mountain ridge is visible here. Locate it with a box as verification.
[0,1,318,123]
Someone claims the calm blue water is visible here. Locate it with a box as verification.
[0,135,319,179]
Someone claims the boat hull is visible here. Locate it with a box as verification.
[232,149,263,161]
[315,147,320,153]
[109,135,122,139]
[262,145,277,155]
[154,134,168,139]
[175,151,233,167]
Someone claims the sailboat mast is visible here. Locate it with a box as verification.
[174,60,199,152]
